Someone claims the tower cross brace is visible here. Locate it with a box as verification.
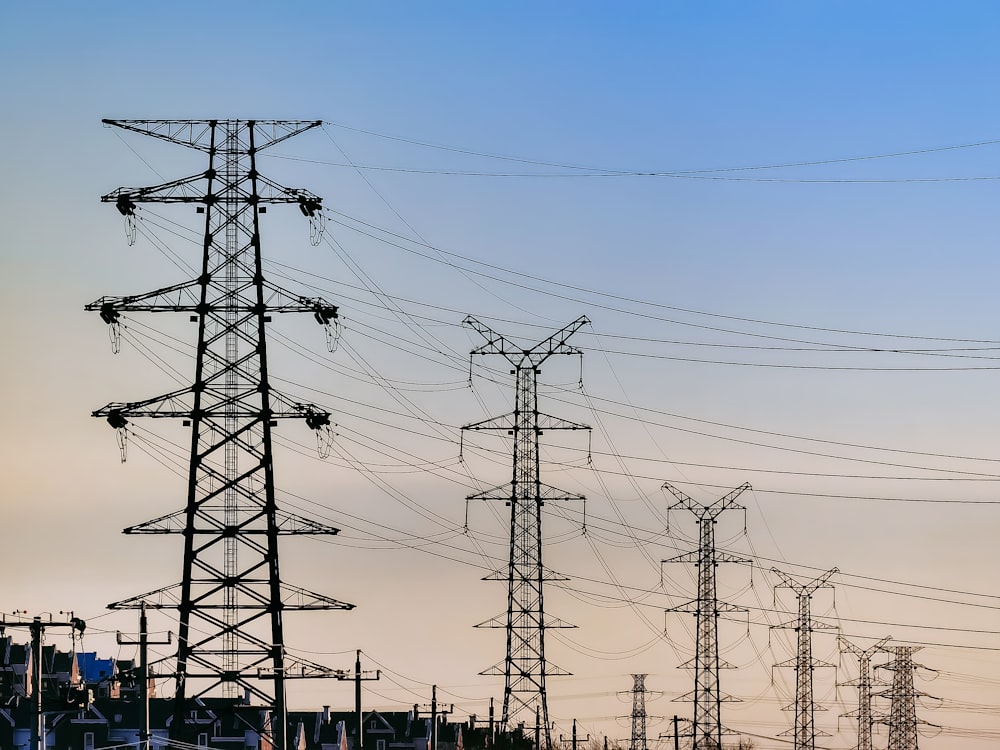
[462,316,590,749]
[89,119,353,750]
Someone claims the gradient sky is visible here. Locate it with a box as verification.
[3,3,1000,749]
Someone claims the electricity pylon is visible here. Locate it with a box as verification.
[628,674,649,750]
[839,636,890,750]
[662,482,751,750]
[88,119,353,750]
[771,568,838,750]
[462,316,591,749]
[877,646,935,750]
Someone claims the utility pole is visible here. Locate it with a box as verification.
[560,719,590,750]
[771,568,838,750]
[333,650,380,748]
[89,119,354,750]
[416,685,454,750]
[839,636,890,750]
[117,602,172,750]
[662,483,750,750]
[877,646,936,750]
[463,316,590,750]
[0,613,87,750]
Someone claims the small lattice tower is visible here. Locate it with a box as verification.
[878,646,933,750]
[663,483,750,750]
[89,119,353,749]
[629,674,649,750]
[462,316,591,749]
[771,568,838,750]
[839,636,890,750]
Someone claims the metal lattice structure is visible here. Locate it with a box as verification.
[462,316,590,749]
[771,568,838,750]
[878,646,933,750]
[89,119,353,749]
[839,636,890,750]
[629,674,649,750]
[663,483,750,750]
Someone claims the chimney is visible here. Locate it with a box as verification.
[324,706,331,724]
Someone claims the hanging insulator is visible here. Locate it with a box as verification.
[297,196,322,217]
[99,302,120,326]
[313,305,338,325]
[305,411,331,430]
[115,194,136,217]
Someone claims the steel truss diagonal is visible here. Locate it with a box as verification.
[663,483,749,750]
[462,316,590,749]
[89,119,352,750]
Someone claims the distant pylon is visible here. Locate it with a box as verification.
[839,636,890,750]
[877,646,936,750]
[462,316,591,749]
[663,483,751,750]
[771,568,838,750]
[89,119,353,750]
[629,674,649,750]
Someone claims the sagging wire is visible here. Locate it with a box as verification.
[312,303,342,353]
[99,302,122,354]
[105,410,129,463]
[298,404,336,459]
[115,194,138,246]
[298,196,324,245]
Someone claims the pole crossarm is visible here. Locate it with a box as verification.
[467,482,585,503]
[464,315,589,368]
[663,482,750,519]
[102,119,323,153]
[93,392,329,423]
[124,508,341,535]
[87,285,336,318]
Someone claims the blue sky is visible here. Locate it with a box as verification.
[4,3,1000,749]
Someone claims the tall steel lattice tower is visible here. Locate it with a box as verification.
[88,119,353,750]
[878,646,933,750]
[662,483,750,750]
[628,674,649,750]
[839,636,890,750]
[771,568,838,750]
[462,316,590,749]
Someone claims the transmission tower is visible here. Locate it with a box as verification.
[462,316,591,749]
[771,568,838,750]
[877,646,935,750]
[628,674,649,750]
[662,482,750,750]
[838,636,890,750]
[88,119,353,750]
